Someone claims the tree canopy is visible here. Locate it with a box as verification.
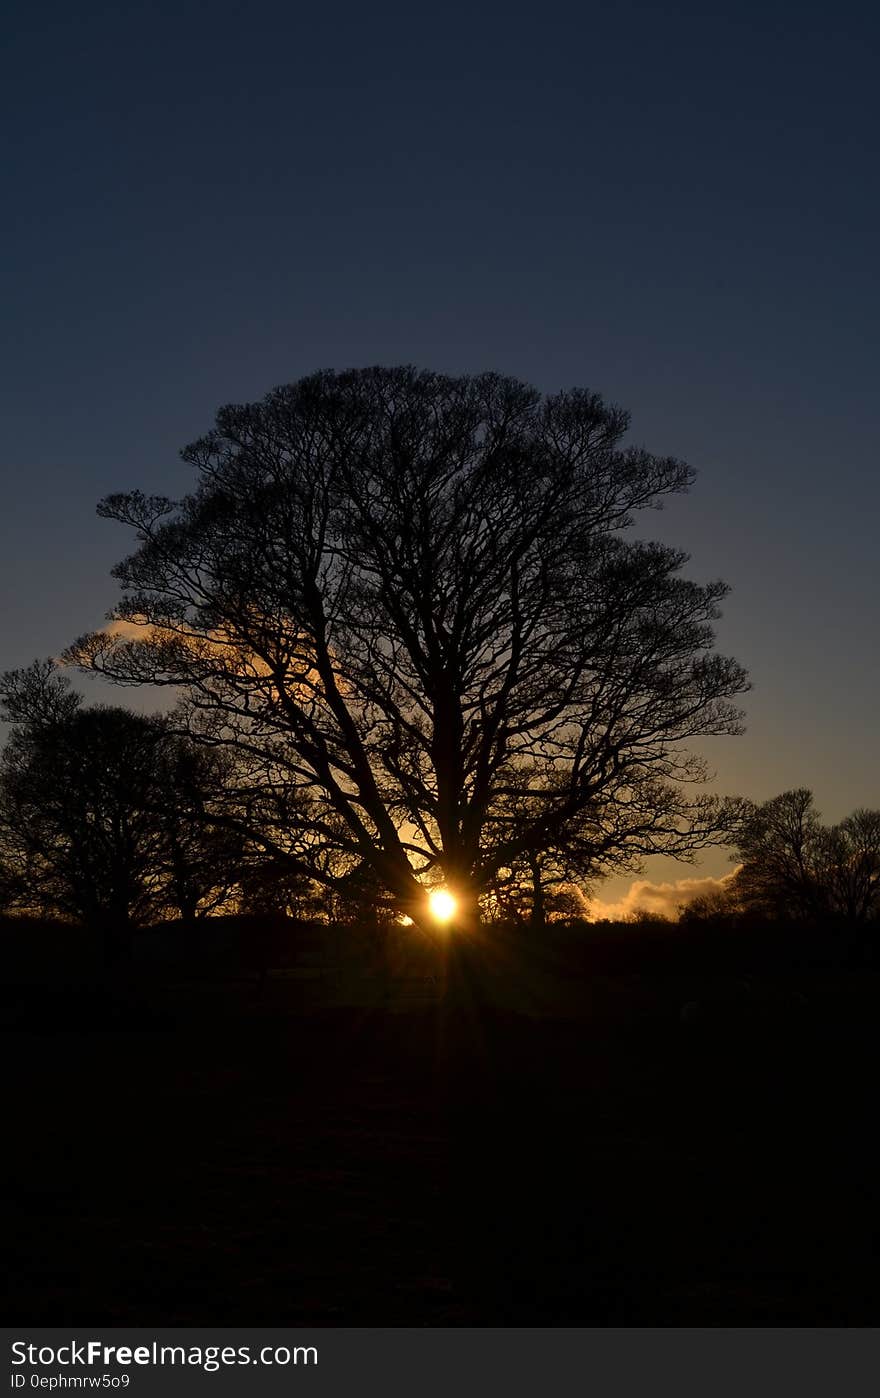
[0,661,242,939]
[724,789,880,923]
[68,366,749,929]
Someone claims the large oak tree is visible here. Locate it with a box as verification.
[68,367,749,930]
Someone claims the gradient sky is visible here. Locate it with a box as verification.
[2,0,878,903]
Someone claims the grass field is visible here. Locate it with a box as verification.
[2,921,879,1324]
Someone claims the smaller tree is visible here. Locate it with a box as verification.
[150,736,246,927]
[0,662,249,956]
[731,789,827,920]
[486,851,589,926]
[728,789,880,924]
[0,664,165,946]
[238,857,323,920]
[821,810,880,923]
[483,768,732,928]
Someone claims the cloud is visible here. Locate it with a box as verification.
[101,617,156,642]
[67,616,276,676]
[587,869,741,922]
[64,615,347,703]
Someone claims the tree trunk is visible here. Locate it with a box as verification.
[528,857,546,930]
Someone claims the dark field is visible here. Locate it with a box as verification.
[2,920,879,1326]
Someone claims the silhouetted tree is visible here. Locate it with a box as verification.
[0,664,166,952]
[68,367,748,932]
[238,856,322,919]
[0,662,246,954]
[723,789,880,924]
[821,809,880,923]
[678,885,740,924]
[731,789,825,920]
[149,734,246,928]
[487,858,586,925]
[482,769,695,926]
[329,859,398,931]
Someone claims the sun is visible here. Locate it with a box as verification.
[427,888,457,925]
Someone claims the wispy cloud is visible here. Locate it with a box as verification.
[587,869,740,921]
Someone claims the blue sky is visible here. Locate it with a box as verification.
[2,0,878,902]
